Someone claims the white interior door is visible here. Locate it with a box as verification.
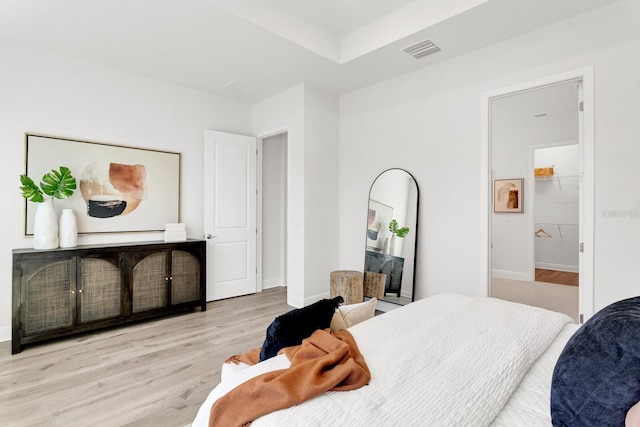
[204,130,257,301]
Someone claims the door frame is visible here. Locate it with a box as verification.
[256,127,290,296]
[480,67,595,322]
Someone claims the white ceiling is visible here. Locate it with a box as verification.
[0,0,620,103]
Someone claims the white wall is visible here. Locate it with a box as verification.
[252,84,340,307]
[338,0,640,311]
[0,38,252,341]
[261,133,287,288]
[252,86,306,306]
[303,86,340,302]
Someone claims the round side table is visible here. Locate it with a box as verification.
[330,270,363,305]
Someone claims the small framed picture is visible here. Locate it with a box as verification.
[493,178,523,213]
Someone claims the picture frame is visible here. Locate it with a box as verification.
[24,133,181,234]
[366,199,393,251]
[493,178,523,213]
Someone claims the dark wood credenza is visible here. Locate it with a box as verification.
[12,240,206,354]
[364,250,404,297]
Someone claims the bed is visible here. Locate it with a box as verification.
[192,293,637,426]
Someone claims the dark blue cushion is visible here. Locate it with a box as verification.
[259,296,343,362]
[550,296,640,426]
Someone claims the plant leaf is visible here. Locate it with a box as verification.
[20,174,44,203]
[396,227,410,238]
[40,166,77,199]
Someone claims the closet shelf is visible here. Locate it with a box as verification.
[534,174,578,180]
[535,174,579,190]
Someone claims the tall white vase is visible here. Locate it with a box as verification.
[33,198,58,250]
[59,208,78,248]
[389,234,397,256]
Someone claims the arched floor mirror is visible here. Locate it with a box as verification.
[364,168,419,308]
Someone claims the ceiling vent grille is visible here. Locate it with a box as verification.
[403,40,441,59]
[225,80,255,93]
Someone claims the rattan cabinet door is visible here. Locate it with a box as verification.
[171,250,201,305]
[20,258,75,336]
[131,250,169,313]
[78,256,123,323]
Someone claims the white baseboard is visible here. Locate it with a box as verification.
[262,277,286,289]
[303,291,330,307]
[0,326,10,343]
[492,269,531,281]
[287,294,303,308]
[287,292,331,308]
[535,262,579,273]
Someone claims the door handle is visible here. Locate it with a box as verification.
[205,234,217,240]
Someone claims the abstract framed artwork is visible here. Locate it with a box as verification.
[24,133,181,234]
[493,178,523,213]
[366,199,393,251]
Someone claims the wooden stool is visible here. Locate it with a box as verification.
[330,270,363,305]
[363,271,385,300]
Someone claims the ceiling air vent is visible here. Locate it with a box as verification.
[225,80,255,93]
[403,40,441,60]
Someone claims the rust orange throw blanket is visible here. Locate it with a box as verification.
[209,328,370,427]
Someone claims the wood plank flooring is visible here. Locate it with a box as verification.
[0,287,290,427]
[535,268,579,287]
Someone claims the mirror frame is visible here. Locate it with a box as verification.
[364,168,419,305]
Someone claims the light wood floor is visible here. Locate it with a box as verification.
[492,277,579,322]
[0,287,290,427]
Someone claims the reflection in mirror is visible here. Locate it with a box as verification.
[364,168,418,308]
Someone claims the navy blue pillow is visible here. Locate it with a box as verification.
[259,296,344,362]
[550,296,640,426]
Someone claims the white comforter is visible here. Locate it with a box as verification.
[194,294,572,427]
[491,322,580,426]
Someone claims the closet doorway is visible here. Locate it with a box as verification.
[259,132,288,292]
[533,144,580,288]
[484,69,594,323]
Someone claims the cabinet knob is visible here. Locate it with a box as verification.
[71,290,75,295]
[79,289,83,294]
[165,277,169,281]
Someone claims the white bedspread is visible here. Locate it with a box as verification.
[491,323,580,426]
[194,294,572,427]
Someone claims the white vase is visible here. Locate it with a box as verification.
[389,234,397,256]
[33,198,59,250]
[59,209,78,248]
[382,238,390,254]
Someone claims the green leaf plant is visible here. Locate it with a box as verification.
[388,219,410,238]
[20,166,77,203]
